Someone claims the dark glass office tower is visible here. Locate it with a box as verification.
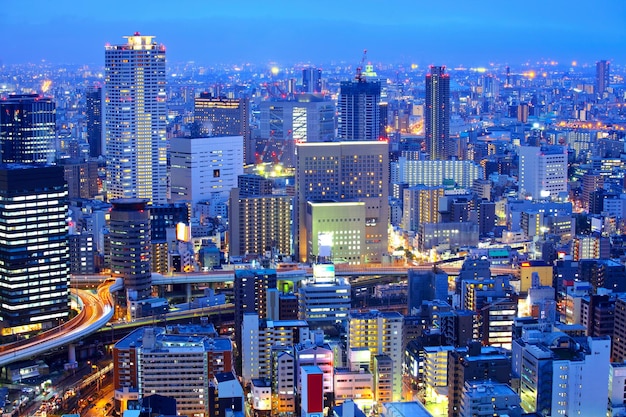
[425,66,450,160]
[193,92,251,163]
[0,94,56,164]
[85,86,102,157]
[302,67,322,93]
[0,165,70,332]
[337,80,382,142]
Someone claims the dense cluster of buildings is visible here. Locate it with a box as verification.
[1,33,626,417]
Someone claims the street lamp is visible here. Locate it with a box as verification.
[90,362,101,392]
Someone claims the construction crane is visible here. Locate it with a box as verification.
[355,49,368,83]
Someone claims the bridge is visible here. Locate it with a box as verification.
[2,262,519,368]
[0,279,122,368]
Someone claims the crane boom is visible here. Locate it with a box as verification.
[355,49,368,82]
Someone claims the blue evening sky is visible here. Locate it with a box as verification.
[1,0,625,66]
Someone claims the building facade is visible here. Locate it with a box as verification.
[518,145,567,200]
[425,66,450,160]
[337,80,382,142]
[108,199,152,303]
[295,141,389,263]
[104,33,168,204]
[347,311,403,401]
[0,94,56,164]
[0,165,70,334]
[170,135,244,205]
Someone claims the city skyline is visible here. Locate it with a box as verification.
[1,0,625,66]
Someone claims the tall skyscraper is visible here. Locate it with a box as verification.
[295,141,389,263]
[104,33,167,204]
[0,165,70,333]
[337,80,382,141]
[596,60,610,96]
[85,86,102,158]
[302,67,322,93]
[193,93,250,163]
[0,94,56,164]
[425,66,450,160]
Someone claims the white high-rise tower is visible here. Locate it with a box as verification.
[104,33,168,204]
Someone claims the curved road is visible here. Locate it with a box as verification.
[0,279,122,368]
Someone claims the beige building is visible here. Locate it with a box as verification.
[401,185,444,231]
[228,188,293,257]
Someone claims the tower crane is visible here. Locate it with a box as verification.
[355,49,368,82]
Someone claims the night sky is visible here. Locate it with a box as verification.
[1,0,625,66]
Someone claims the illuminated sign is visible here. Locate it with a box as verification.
[313,264,335,283]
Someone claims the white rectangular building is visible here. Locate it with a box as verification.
[518,145,567,200]
[170,135,244,205]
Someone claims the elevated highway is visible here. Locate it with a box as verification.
[2,262,518,367]
[0,279,122,368]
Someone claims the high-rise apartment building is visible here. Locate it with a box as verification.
[295,141,389,263]
[0,94,56,164]
[518,145,567,200]
[104,33,167,204]
[425,66,450,160]
[596,60,610,96]
[85,86,102,158]
[234,269,277,355]
[347,311,403,401]
[228,188,293,257]
[612,295,626,362]
[401,185,444,231]
[337,80,382,142]
[241,313,310,383]
[0,165,69,333]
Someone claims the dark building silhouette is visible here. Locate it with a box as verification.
[85,86,102,157]
[302,67,322,93]
[0,94,56,164]
[596,60,610,96]
[149,203,189,242]
[109,199,152,302]
[407,269,448,312]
